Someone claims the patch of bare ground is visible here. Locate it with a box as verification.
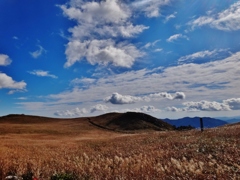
[0,114,239,179]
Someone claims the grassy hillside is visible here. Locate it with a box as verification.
[0,112,173,136]
[0,113,239,179]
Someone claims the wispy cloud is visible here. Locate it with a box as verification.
[166,34,189,42]
[131,0,171,18]
[12,36,18,40]
[143,39,161,49]
[16,97,28,100]
[28,70,58,79]
[189,1,240,31]
[46,52,239,105]
[164,12,177,23]
[19,51,240,116]
[70,78,96,86]
[167,98,240,112]
[178,49,228,64]
[29,45,46,59]
[154,48,163,52]
[0,54,12,66]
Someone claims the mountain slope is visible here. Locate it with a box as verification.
[163,117,228,128]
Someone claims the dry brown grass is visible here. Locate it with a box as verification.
[0,114,239,179]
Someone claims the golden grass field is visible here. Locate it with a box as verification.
[0,114,239,179]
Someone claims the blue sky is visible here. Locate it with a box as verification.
[1,0,240,119]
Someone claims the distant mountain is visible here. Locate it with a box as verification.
[221,118,240,124]
[216,116,240,121]
[163,117,228,129]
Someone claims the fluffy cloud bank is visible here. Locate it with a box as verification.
[223,98,240,110]
[183,100,231,111]
[54,107,88,117]
[167,98,240,112]
[54,104,161,117]
[54,104,108,117]
[60,0,149,68]
[189,1,240,31]
[105,92,185,104]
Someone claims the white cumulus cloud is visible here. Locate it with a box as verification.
[174,92,186,100]
[105,92,142,104]
[150,92,186,100]
[60,0,148,68]
[0,73,26,90]
[0,54,12,66]
[64,39,143,68]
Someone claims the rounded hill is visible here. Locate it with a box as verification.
[89,112,174,132]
